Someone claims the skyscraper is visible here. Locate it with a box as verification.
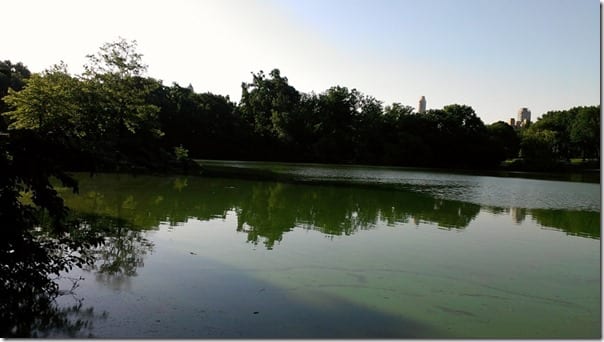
[517,107,531,127]
[509,108,531,129]
[418,96,426,114]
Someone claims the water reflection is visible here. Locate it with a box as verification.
[71,214,154,290]
[60,174,486,249]
[524,209,600,239]
[59,174,600,249]
[0,271,98,338]
[2,213,151,337]
[49,174,600,337]
[0,214,108,337]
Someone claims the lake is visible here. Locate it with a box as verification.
[52,161,600,338]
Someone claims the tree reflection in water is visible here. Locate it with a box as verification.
[60,174,486,250]
[518,208,600,239]
[234,182,482,248]
[0,214,108,337]
[72,214,154,290]
[1,211,155,337]
[59,173,600,251]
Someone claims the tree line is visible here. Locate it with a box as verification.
[2,39,599,173]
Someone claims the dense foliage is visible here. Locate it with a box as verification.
[2,39,599,171]
[518,106,600,168]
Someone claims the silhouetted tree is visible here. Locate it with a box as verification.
[487,121,520,160]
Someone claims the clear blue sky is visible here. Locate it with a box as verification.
[4,0,600,124]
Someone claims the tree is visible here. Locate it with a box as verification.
[312,86,361,162]
[531,109,574,160]
[84,37,147,77]
[0,60,31,129]
[352,95,384,163]
[240,69,301,140]
[383,103,414,121]
[425,104,493,167]
[520,127,557,164]
[3,39,193,172]
[78,38,168,170]
[153,83,244,159]
[82,38,161,138]
[487,121,520,160]
[381,103,430,165]
[286,92,322,161]
[519,105,600,165]
[570,106,600,161]
[3,63,82,139]
[439,104,486,136]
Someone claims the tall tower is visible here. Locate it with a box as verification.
[418,96,426,114]
[517,107,531,126]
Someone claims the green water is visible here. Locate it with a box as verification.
[53,163,600,338]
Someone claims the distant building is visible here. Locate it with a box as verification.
[517,107,531,123]
[418,96,426,114]
[510,107,531,128]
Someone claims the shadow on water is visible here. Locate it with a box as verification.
[72,253,446,338]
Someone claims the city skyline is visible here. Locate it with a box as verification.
[3,0,600,124]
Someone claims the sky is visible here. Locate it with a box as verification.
[3,0,600,124]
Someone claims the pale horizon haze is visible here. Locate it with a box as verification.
[3,0,601,124]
